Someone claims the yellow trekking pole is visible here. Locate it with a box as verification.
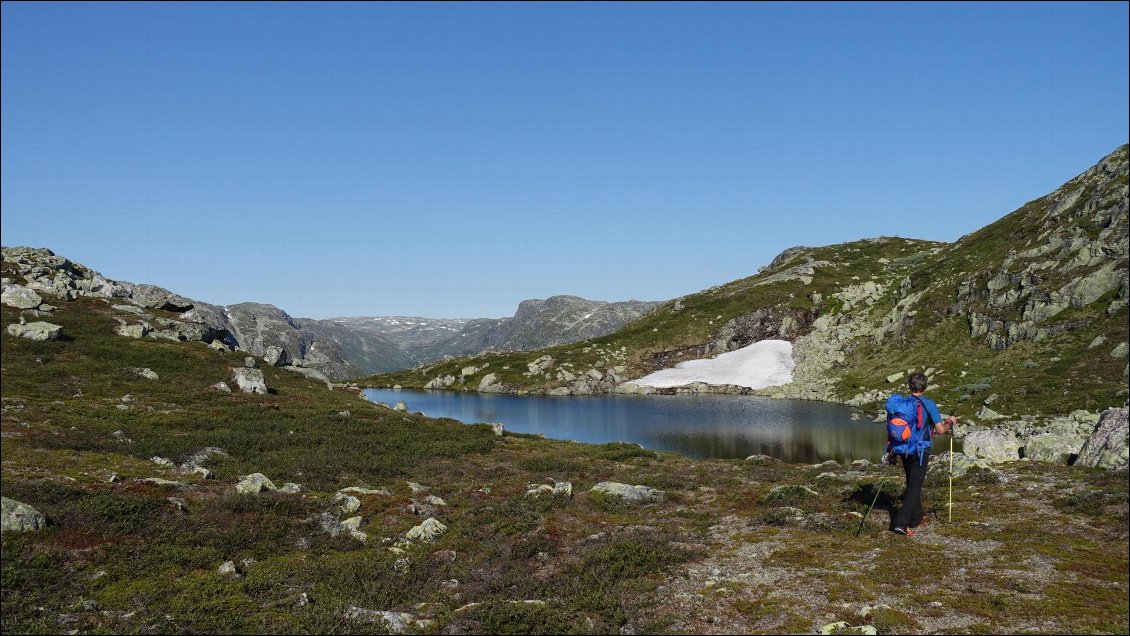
[948,434,953,523]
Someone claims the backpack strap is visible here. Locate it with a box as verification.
[910,396,935,465]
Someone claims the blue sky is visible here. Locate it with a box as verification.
[3,2,1127,319]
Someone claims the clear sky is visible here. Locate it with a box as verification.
[3,2,1127,319]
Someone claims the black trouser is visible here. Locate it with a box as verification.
[894,452,931,529]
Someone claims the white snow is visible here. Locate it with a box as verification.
[634,339,794,390]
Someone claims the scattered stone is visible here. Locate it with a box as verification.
[231,368,268,394]
[337,410,350,418]
[489,423,505,436]
[1112,342,1129,359]
[342,607,434,634]
[977,405,1006,420]
[168,497,189,513]
[218,561,239,577]
[108,473,122,483]
[394,401,408,411]
[744,454,780,463]
[278,482,302,494]
[589,482,664,504]
[189,466,214,480]
[243,356,258,368]
[130,367,159,381]
[406,482,429,494]
[405,517,448,543]
[236,473,278,494]
[1,496,47,532]
[335,493,362,515]
[151,456,175,467]
[142,478,181,486]
[6,321,64,341]
[423,495,447,506]
[338,486,392,496]
[767,484,819,501]
[432,549,457,563]
[295,593,311,607]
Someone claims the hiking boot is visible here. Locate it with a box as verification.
[892,526,916,537]
[913,517,930,529]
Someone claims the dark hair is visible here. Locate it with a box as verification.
[908,372,928,393]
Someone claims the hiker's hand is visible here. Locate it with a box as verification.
[937,416,957,435]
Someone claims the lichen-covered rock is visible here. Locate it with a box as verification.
[342,606,434,633]
[334,493,361,515]
[405,517,448,543]
[263,346,290,367]
[132,367,159,380]
[231,367,268,394]
[963,428,1023,463]
[1077,407,1129,470]
[116,323,151,339]
[1,497,46,532]
[590,482,664,504]
[235,473,277,494]
[1,284,43,309]
[6,321,63,341]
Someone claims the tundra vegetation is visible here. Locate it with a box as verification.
[2,146,1128,634]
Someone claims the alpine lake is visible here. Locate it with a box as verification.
[363,388,962,464]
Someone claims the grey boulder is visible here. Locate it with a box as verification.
[1,284,43,309]
[1,496,46,532]
[231,368,268,394]
[6,321,64,341]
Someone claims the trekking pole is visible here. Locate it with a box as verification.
[855,484,883,537]
[948,434,953,523]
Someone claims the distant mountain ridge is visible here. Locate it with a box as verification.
[329,296,661,370]
[0,248,659,381]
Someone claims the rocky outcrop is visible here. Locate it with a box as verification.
[1077,407,1129,470]
[962,428,1023,463]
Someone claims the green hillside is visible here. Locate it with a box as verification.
[366,145,1129,422]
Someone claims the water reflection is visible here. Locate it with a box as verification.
[362,389,959,464]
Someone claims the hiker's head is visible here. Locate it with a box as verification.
[908,372,928,393]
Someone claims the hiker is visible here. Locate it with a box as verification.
[887,371,957,537]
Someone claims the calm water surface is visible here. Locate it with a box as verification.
[362,389,958,463]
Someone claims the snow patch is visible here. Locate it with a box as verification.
[634,340,794,390]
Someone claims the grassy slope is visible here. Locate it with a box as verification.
[2,277,1128,634]
[365,237,943,391]
[366,148,1128,421]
